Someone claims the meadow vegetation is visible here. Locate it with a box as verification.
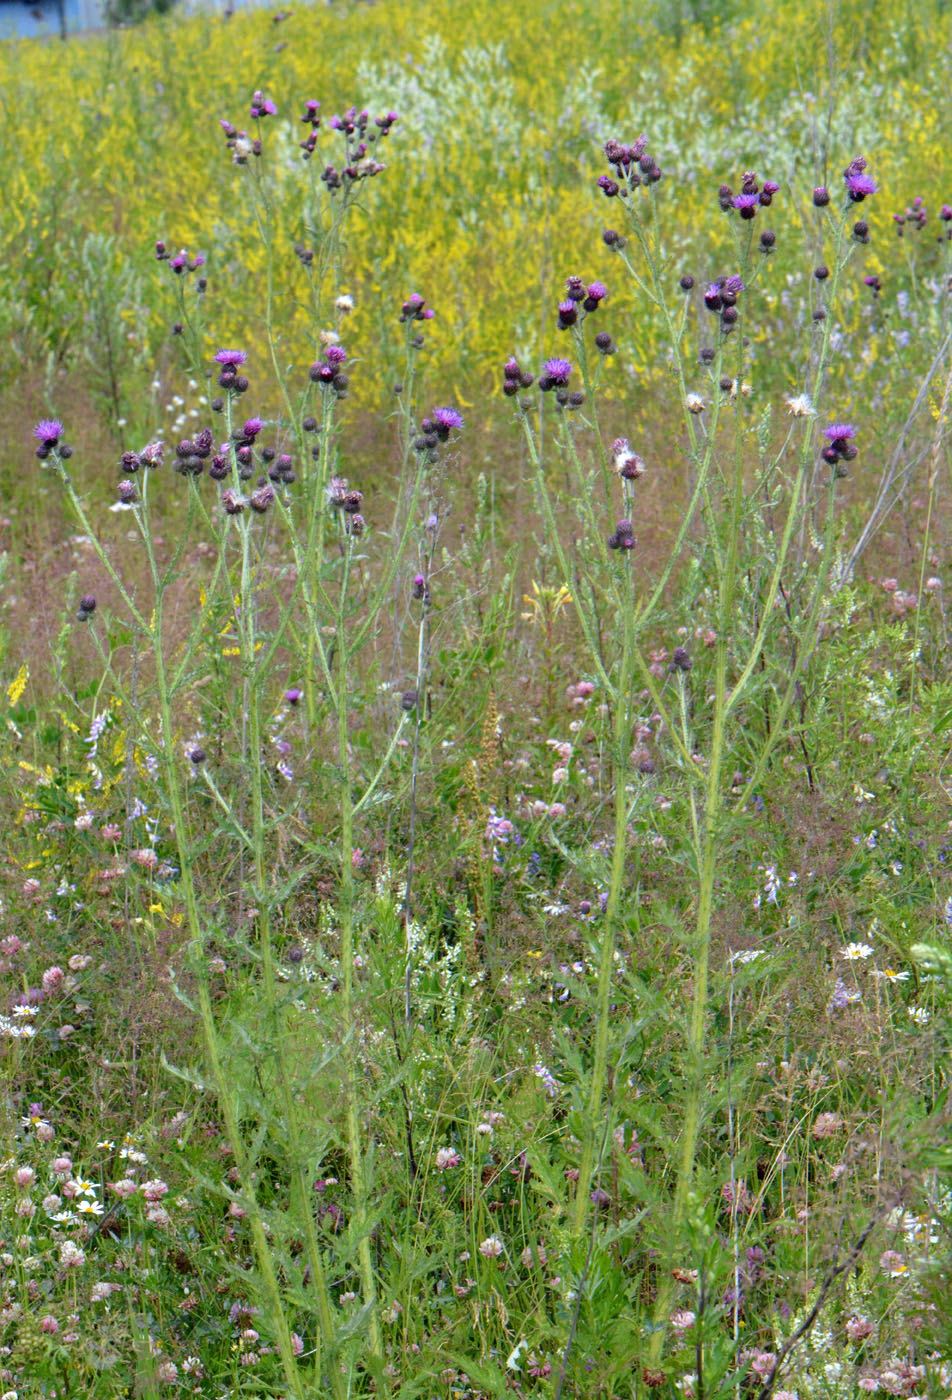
[1,0,952,1395]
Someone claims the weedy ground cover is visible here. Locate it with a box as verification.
[0,0,952,1396]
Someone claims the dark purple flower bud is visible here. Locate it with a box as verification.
[597,175,619,197]
[813,186,830,207]
[853,220,870,244]
[117,479,137,504]
[679,273,695,291]
[79,594,96,614]
[190,747,206,765]
[558,299,578,328]
[704,284,723,312]
[565,275,586,301]
[814,264,830,280]
[759,229,776,251]
[412,573,427,600]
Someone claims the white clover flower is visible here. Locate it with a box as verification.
[478,1235,504,1258]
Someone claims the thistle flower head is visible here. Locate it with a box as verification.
[541,357,572,386]
[823,423,856,443]
[214,349,247,367]
[34,419,64,444]
[844,158,878,201]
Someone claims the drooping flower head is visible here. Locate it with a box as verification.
[34,419,64,445]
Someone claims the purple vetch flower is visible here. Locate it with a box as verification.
[844,157,878,202]
[214,349,248,367]
[34,419,64,445]
[540,357,572,389]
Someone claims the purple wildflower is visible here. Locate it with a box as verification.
[285,688,302,705]
[558,299,578,328]
[541,358,572,387]
[432,406,464,431]
[723,275,745,296]
[242,417,263,438]
[250,91,277,119]
[33,419,64,445]
[844,158,878,202]
[325,345,347,366]
[823,423,856,444]
[732,192,760,218]
[585,281,607,304]
[214,349,247,367]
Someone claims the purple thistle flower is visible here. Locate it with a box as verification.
[214,349,248,366]
[585,281,607,304]
[285,687,302,705]
[325,345,347,366]
[942,205,952,222]
[844,158,878,201]
[558,299,578,328]
[762,180,780,196]
[542,358,572,386]
[732,192,760,218]
[433,406,464,431]
[242,417,263,438]
[723,275,745,296]
[251,91,277,119]
[33,419,64,444]
[823,423,856,443]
